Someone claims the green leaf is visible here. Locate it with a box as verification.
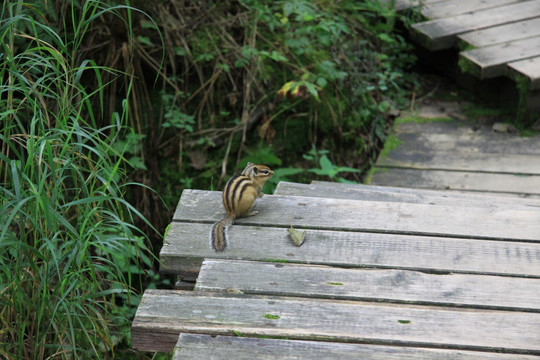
[319,155,334,174]
[137,35,153,46]
[273,168,304,177]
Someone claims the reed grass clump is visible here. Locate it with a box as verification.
[0,1,151,358]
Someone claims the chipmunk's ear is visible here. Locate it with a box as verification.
[246,162,253,166]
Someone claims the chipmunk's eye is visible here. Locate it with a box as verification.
[263,169,268,174]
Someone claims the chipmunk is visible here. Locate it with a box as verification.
[210,162,274,251]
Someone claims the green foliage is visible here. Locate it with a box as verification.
[129,0,417,208]
[0,1,154,358]
[304,147,360,182]
[267,146,361,190]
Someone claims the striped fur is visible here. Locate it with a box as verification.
[210,162,274,251]
[209,215,234,252]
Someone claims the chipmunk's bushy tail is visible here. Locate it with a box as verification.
[210,215,235,252]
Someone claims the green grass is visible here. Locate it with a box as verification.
[395,115,453,124]
[377,133,402,160]
[0,1,154,358]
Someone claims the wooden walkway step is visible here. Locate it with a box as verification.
[410,1,540,51]
[369,115,540,197]
[383,0,540,108]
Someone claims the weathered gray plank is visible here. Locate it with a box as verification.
[391,127,540,155]
[370,167,540,196]
[458,17,540,48]
[274,181,540,209]
[508,56,540,90]
[460,36,540,79]
[421,0,523,19]
[378,150,540,175]
[379,0,443,11]
[132,290,540,353]
[391,117,477,134]
[197,259,540,311]
[173,190,540,241]
[173,333,540,360]
[411,1,540,50]
[160,222,540,277]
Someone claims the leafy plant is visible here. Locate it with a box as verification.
[304,146,360,182]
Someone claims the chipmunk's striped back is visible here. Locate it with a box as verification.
[210,162,273,251]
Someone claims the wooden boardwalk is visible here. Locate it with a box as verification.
[369,104,540,197]
[132,181,540,358]
[385,0,540,108]
[130,4,540,355]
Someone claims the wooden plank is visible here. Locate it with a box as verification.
[311,181,540,204]
[458,17,540,48]
[173,333,540,360]
[390,127,540,155]
[160,222,540,277]
[274,181,540,209]
[421,0,523,19]
[378,0,444,12]
[173,190,540,241]
[132,289,540,353]
[411,1,540,50]
[197,259,540,311]
[508,56,540,90]
[392,117,481,135]
[378,150,540,175]
[460,36,540,79]
[370,167,540,196]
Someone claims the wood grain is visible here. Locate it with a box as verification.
[392,124,540,155]
[274,182,540,209]
[173,333,540,360]
[132,289,540,353]
[370,167,540,196]
[421,0,523,19]
[378,149,540,175]
[458,17,540,48]
[196,259,540,311]
[173,190,540,241]
[160,222,540,277]
[371,117,540,196]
